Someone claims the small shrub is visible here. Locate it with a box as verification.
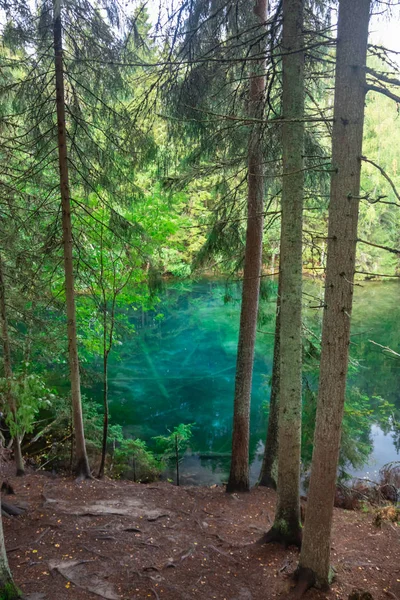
[112,438,161,482]
[153,423,194,486]
[373,505,400,527]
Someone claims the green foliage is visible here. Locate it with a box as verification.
[81,398,124,455]
[29,389,124,471]
[22,380,159,481]
[153,423,195,458]
[0,0,399,499]
[154,423,195,485]
[301,382,394,478]
[0,370,55,439]
[113,438,161,482]
[358,62,400,277]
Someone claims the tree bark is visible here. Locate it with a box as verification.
[264,0,304,546]
[0,255,24,477]
[0,488,21,598]
[226,0,268,493]
[297,0,371,588]
[258,277,281,489]
[53,0,91,479]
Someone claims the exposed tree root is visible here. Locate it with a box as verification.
[383,591,399,600]
[150,588,160,600]
[288,567,317,599]
[258,475,277,490]
[225,481,250,494]
[1,501,25,518]
[258,524,302,549]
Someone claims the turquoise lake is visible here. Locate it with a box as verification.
[99,278,400,485]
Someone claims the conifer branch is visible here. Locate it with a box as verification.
[362,156,400,205]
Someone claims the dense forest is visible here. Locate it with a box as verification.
[0,0,399,598]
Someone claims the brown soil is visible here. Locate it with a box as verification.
[3,473,400,600]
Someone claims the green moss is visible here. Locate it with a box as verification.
[315,566,336,590]
[264,515,302,548]
[274,518,290,534]
[274,517,302,535]
[0,581,22,600]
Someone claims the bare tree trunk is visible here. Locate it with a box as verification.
[226,0,268,493]
[0,490,20,599]
[0,255,24,477]
[98,230,108,480]
[53,0,90,479]
[263,0,304,546]
[98,349,109,479]
[258,277,281,488]
[12,440,24,479]
[175,434,180,487]
[297,0,371,588]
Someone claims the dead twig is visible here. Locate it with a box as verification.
[34,527,51,544]
[150,588,160,600]
[369,339,400,358]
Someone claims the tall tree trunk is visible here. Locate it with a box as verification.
[0,492,20,599]
[53,0,91,479]
[0,255,24,477]
[263,0,304,546]
[226,0,268,493]
[258,277,281,488]
[297,0,370,587]
[98,346,109,479]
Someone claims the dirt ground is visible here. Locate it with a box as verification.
[3,473,400,600]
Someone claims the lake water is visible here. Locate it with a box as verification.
[102,278,400,485]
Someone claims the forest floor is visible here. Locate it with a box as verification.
[3,471,400,600]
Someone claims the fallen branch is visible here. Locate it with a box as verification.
[34,527,51,544]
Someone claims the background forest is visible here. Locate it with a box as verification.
[0,0,400,595]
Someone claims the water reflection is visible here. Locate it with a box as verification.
[97,278,400,485]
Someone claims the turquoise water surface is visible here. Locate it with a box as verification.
[97,278,400,485]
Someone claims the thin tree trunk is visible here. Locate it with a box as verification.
[175,434,180,487]
[258,277,281,488]
[12,440,24,479]
[263,0,304,546]
[98,349,109,479]
[226,0,268,494]
[0,255,24,477]
[98,229,108,480]
[53,0,90,479]
[297,0,371,588]
[0,490,20,599]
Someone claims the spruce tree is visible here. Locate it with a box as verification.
[226,0,268,493]
[297,0,371,587]
[1,0,154,477]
